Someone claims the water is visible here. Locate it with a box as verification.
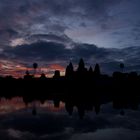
[0,97,140,140]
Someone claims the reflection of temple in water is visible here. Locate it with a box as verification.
[0,96,139,119]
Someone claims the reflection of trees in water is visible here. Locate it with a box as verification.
[1,93,139,119]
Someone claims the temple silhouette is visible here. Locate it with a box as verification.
[0,58,140,118]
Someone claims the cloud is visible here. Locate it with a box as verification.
[1,40,140,76]
[27,34,73,45]
[0,128,36,140]
[4,41,109,61]
[6,41,71,61]
[0,0,139,48]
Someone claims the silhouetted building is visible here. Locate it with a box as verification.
[77,58,85,71]
[0,57,140,119]
[94,63,101,77]
[24,70,33,80]
[53,70,60,78]
[88,66,93,78]
[89,66,93,73]
[65,62,74,78]
[77,58,87,78]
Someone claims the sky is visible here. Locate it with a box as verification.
[0,0,140,77]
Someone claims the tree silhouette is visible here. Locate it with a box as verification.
[24,70,33,79]
[33,63,38,76]
[40,73,46,79]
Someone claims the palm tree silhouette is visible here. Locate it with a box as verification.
[33,63,38,76]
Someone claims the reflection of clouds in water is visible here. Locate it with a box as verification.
[8,128,35,140]
[0,102,140,139]
[0,129,35,140]
[0,97,26,114]
[0,97,66,114]
[70,128,140,140]
[0,127,73,140]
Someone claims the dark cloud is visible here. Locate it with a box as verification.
[0,0,140,74]
[73,43,110,60]
[2,40,140,74]
[4,41,110,63]
[0,0,138,47]
[5,42,71,61]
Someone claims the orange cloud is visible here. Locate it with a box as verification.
[0,97,26,114]
[0,60,66,78]
[0,97,65,114]
[49,64,65,71]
